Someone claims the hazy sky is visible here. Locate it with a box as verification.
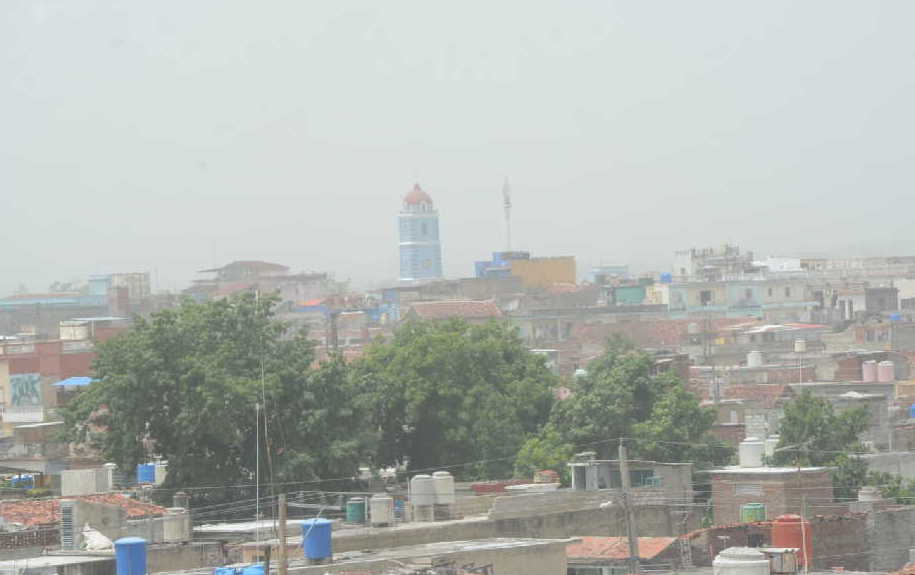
[3,1,915,295]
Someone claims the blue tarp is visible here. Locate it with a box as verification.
[52,376,93,387]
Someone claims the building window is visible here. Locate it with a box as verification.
[421,222,428,235]
[700,290,713,305]
[735,483,763,496]
[785,287,791,297]
[745,289,753,300]
[768,287,773,297]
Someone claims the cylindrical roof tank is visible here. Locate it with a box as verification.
[300,518,333,560]
[858,486,882,502]
[136,464,155,484]
[713,547,770,575]
[862,360,878,383]
[772,514,811,566]
[115,537,147,575]
[764,435,780,459]
[410,474,436,506]
[747,351,763,368]
[370,494,394,526]
[878,361,895,383]
[345,498,366,524]
[738,438,764,468]
[432,471,455,505]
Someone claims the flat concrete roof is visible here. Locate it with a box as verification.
[707,465,828,475]
[239,515,492,549]
[0,555,113,569]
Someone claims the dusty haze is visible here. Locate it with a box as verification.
[3,1,915,295]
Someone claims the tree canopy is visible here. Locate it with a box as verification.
[772,390,868,467]
[520,336,730,473]
[772,390,870,500]
[64,294,367,497]
[351,319,556,479]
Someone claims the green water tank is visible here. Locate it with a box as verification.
[740,503,766,523]
[345,497,366,524]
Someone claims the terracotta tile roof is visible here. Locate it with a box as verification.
[409,300,502,320]
[0,494,166,528]
[719,384,792,409]
[567,536,677,560]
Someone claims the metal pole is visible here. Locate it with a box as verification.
[619,440,641,575]
[278,494,288,575]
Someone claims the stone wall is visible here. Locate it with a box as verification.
[147,541,226,573]
[868,506,915,572]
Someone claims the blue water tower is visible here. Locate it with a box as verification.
[300,518,333,562]
[115,537,147,575]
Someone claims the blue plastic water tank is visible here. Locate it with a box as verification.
[300,518,333,560]
[660,272,673,284]
[136,464,155,484]
[115,537,147,575]
[910,404,915,419]
[240,565,264,575]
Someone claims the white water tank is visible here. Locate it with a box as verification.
[713,547,771,575]
[369,494,394,527]
[878,361,895,383]
[764,435,780,459]
[794,339,807,354]
[862,360,878,383]
[154,462,168,486]
[739,438,764,468]
[858,486,882,502]
[747,351,763,368]
[410,474,435,522]
[432,471,455,505]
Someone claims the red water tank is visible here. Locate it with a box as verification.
[772,514,812,566]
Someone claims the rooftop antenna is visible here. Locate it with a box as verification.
[502,177,512,251]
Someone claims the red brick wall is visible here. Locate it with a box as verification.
[710,470,834,525]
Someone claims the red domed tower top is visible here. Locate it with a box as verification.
[404,183,433,206]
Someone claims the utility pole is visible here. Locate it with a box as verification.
[619,440,641,575]
[278,494,288,575]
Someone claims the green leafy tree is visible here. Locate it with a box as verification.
[772,391,869,467]
[546,338,729,467]
[632,384,730,466]
[352,319,556,479]
[514,425,575,484]
[832,454,869,501]
[64,294,368,497]
[772,390,870,500]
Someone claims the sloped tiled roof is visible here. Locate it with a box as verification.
[0,494,166,528]
[567,536,677,560]
[409,300,502,320]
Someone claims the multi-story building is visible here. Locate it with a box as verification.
[399,184,443,283]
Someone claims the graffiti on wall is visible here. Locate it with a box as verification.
[10,373,41,406]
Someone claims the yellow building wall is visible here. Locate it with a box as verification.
[510,257,576,288]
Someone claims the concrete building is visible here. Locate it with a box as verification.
[567,455,693,504]
[707,466,834,524]
[399,184,443,283]
[404,300,502,323]
[673,244,756,282]
[475,251,576,288]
